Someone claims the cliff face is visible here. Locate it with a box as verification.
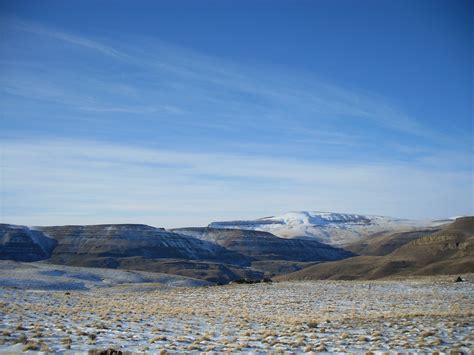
[37,224,251,266]
[172,227,355,262]
[0,224,57,262]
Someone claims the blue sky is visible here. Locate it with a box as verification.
[0,0,472,227]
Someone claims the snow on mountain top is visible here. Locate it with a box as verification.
[258,211,391,226]
[209,211,412,230]
[208,211,428,245]
[448,216,465,220]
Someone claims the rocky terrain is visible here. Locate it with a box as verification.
[38,224,249,267]
[172,227,354,261]
[0,277,472,353]
[0,224,57,262]
[0,223,355,283]
[0,215,472,283]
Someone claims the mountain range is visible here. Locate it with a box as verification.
[0,211,472,285]
[0,218,353,284]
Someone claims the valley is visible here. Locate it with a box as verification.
[0,211,473,353]
[1,212,472,284]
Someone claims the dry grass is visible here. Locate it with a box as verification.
[22,341,40,351]
[0,279,472,352]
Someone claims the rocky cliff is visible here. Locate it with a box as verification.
[172,227,355,262]
[0,224,57,262]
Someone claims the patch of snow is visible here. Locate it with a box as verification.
[0,261,212,290]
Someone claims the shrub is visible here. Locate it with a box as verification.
[23,341,40,351]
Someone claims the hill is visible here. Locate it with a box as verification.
[172,227,354,262]
[344,227,442,256]
[0,224,57,261]
[173,227,355,277]
[37,224,250,266]
[209,211,430,245]
[277,217,474,280]
[0,224,261,284]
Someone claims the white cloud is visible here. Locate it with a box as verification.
[1,139,472,227]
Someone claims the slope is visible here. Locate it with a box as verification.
[38,224,250,266]
[172,227,354,262]
[344,227,442,256]
[0,224,57,262]
[1,224,260,284]
[277,217,474,280]
[209,211,428,245]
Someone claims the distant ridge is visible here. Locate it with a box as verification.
[172,227,355,262]
[276,217,474,281]
[0,224,57,261]
[37,224,249,266]
[0,223,353,284]
[209,211,430,245]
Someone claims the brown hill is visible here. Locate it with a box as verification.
[344,227,442,256]
[277,217,474,281]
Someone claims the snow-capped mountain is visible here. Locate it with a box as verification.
[209,211,430,245]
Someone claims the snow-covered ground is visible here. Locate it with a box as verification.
[0,261,211,290]
[209,211,435,245]
[0,276,472,353]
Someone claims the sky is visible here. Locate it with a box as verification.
[0,0,473,227]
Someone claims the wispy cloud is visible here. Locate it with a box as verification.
[0,17,471,225]
[2,17,128,60]
[1,139,472,227]
[0,15,462,149]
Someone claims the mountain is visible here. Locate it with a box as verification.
[172,227,354,262]
[3,216,468,284]
[276,217,474,281]
[0,224,261,284]
[36,224,250,267]
[209,211,427,245]
[0,224,57,262]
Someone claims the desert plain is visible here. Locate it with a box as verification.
[0,275,472,353]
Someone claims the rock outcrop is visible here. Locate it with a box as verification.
[0,224,57,262]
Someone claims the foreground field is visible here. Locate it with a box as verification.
[0,278,473,353]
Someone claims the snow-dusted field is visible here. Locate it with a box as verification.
[0,278,472,353]
[0,261,212,290]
